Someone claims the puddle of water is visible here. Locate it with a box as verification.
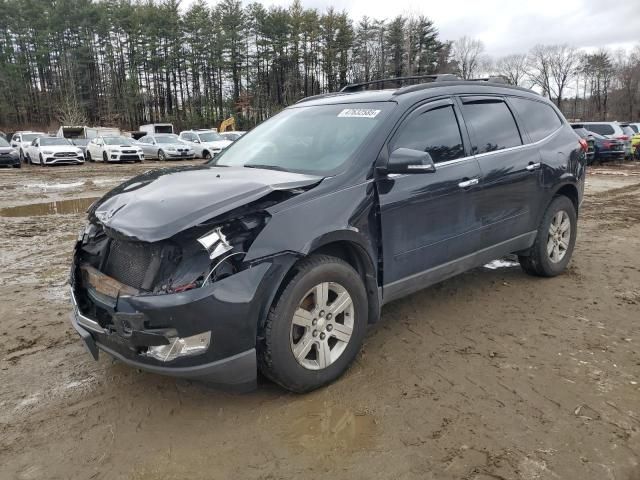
[24,181,86,191]
[280,402,377,453]
[0,197,98,217]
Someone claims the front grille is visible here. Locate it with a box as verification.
[122,150,136,154]
[103,239,161,290]
[54,152,77,157]
[120,154,139,161]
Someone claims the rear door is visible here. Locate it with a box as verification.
[377,98,483,294]
[457,96,542,247]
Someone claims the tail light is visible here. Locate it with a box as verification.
[578,139,588,152]
[603,141,613,148]
[617,135,629,141]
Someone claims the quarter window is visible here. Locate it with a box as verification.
[461,100,522,154]
[509,97,561,142]
[391,105,465,163]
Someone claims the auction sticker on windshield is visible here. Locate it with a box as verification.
[337,109,381,119]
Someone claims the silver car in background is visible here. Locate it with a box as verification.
[138,134,195,161]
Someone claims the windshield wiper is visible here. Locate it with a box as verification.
[244,164,288,172]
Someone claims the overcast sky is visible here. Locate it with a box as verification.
[206,0,639,57]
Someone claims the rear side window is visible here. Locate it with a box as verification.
[629,125,638,133]
[461,100,522,154]
[391,105,464,163]
[586,124,615,136]
[510,97,561,142]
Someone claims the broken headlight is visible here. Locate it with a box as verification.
[144,331,211,362]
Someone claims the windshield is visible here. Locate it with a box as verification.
[104,136,131,145]
[40,137,71,146]
[72,139,90,146]
[22,133,43,141]
[0,137,9,147]
[213,103,392,175]
[198,132,224,142]
[156,135,180,144]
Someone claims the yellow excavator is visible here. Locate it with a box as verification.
[218,117,236,132]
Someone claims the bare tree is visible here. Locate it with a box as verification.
[529,44,580,107]
[451,36,484,79]
[495,53,529,86]
[57,94,87,126]
[615,46,640,120]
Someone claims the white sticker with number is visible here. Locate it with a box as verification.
[337,108,381,119]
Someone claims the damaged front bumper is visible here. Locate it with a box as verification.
[70,259,287,391]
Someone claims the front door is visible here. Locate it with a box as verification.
[377,98,483,300]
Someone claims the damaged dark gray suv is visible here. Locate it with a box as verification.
[70,75,587,392]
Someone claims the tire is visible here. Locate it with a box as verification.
[203,151,211,160]
[158,150,166,161]
[258,255,368,393]
[519,195,577,277]
[39,154,45,167]
[103,152,108,163]
[86,151,92,162]
[19,149,25,163]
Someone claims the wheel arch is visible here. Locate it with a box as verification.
[552,182,579,216]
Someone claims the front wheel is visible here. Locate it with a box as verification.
[103,152,108,163]
[258,255,368,393]
[86,151,92,162]
[39,154,45,167]
[519,195,577,277]
[203,151,212,160]
[158,150,166,161]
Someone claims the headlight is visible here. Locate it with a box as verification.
[198,227,232,259]
[167,147,176,152]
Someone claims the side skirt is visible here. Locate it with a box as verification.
[381,231,536,305]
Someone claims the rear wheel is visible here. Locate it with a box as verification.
[519,195,577,277]
[258,255,367,393]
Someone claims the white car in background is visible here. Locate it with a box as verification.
[10,131,46,163]
[85,136,144,162]
[138,134,195,160]
[178,129,232,159]
[25,137,84,166]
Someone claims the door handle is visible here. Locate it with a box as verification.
[526,162,541,171]
[458,178,479,189]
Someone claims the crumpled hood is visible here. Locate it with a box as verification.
[91,165,322,242]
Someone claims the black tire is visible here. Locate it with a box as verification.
[39,154,45,167]
[103,151,108,163]
[19,149,25,163]
[203,150,211,160]
[158,150,166,161]
[258,255,368,393]
[519,195,577,277]
[86,151,92,162]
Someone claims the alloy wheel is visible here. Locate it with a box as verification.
[547,210,571,263]
[289,282,354,370]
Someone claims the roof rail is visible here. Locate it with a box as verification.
[466,76,508,84]
[295,92,351,104]
[340,74,460,93]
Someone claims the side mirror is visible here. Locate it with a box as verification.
[385,148,436,174]
[193,139,200,144]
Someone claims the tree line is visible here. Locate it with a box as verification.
[452,37,640,121]
[0,0,450,131]
[1,0,638,133]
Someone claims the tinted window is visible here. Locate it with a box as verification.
[587,124,615,136]
[510,97,561,142]
[629,125,638,133]
[391,105,464,163]
[461,100,522,154]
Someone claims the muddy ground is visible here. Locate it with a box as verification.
[1,160,639,480]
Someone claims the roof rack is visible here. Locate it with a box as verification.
[340,74,460,93]
[466,76,508,84]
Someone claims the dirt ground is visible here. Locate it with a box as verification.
[1,160,639,480]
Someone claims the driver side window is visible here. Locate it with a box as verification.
[391,105,465,164]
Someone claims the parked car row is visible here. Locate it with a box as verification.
[571,121,640,163]
[1,128,247,168]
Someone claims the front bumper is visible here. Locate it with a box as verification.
[69,256,294,389]
[166,152,195,159]
[108,152,144,162]
[44,155,84,165]
[0,156,19,166]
